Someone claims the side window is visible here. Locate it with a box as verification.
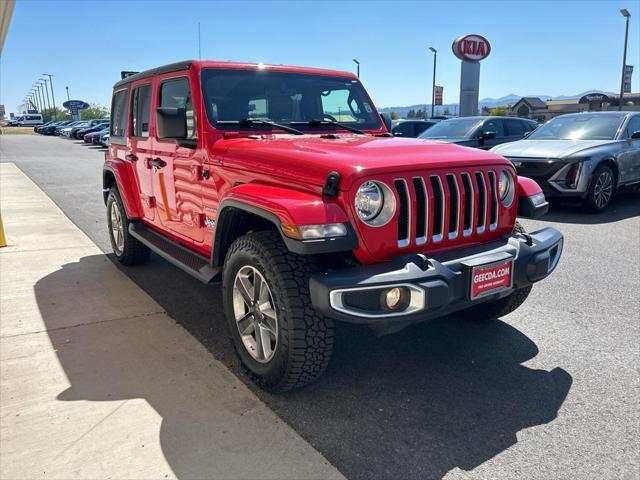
[392,122,413,137]
[482,119,505,137]
[504,119,527,137]
[131,84,152,138]
[625,116,640,138]
[248,98,267,119]
[321,89,357,122]
[160,77,196,138]
[111,88,129,138]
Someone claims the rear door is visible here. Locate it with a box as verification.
[150,75,204,242]
[504,118,530,143]
[129,82,155,221]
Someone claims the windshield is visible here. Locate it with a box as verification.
[418,118,482,139]
[201,68,382,131]
[528,114,625,140]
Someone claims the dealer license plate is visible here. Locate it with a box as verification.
[470,259,514,300]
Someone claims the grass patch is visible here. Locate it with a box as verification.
[0,127,36,135]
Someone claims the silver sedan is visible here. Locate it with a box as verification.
[492,111,640,212]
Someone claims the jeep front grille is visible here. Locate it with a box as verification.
[393,169,500,248]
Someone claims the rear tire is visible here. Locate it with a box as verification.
[457,221,532,320]
[106,188,150,265]
[584,164,615,213]
[222,231,334,392]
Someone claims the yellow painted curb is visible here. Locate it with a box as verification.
[0,210,6,247]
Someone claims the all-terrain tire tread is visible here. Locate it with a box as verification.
[107,188,150,266]
[223,231,334,392]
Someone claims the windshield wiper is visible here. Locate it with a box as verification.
[217,118,305,135]
[292,119,367,135]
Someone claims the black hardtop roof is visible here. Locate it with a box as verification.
[113,60,193,89]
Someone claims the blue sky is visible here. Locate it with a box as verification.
[1,0,639,114]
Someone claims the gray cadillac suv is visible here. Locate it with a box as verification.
[492,112,640,212]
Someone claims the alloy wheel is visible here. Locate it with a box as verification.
[232,266,278,363]
[593,170,613,209]
[109,201,125,255]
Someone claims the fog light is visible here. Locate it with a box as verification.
[385,287,402,309]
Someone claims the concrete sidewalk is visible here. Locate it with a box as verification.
[0,162,344,480]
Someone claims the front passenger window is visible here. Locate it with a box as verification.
[626,116,640,138]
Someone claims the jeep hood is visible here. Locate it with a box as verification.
[492,139,613,159]
[216,134,509,190]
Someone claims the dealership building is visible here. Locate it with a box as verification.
[508,93,640,121]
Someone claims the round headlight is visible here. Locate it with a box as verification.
[354,181,396,226]
[498,170,515,206]
[355,181,384,221]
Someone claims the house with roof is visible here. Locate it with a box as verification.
[509,97,549,120]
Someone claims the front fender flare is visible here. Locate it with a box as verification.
[213,184,357,265]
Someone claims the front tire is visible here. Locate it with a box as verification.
[106,188,150,265]
[222,231,334,392]
[584,164,615,212]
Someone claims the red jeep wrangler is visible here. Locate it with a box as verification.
[103,60,563,391]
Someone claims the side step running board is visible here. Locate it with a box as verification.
[129,222,221,283]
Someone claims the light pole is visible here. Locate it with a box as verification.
[65,86,70,101]
[35,84,44,113]
[30,88,39,111]
[39,79,52,117]
[619,9,631,110]
[429,47,437,118]
[38,83,46,114]
[43,74,57,119]
[352,58,360,78]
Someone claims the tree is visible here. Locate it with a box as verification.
[415,109,424,119]
[390,111,399,120]
[443,107,451,115]
[80,104,110,120]
[407,109,416,118]
[490,106,509,116]
[41,107,70,122]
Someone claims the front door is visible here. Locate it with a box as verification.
[130,83,155,221]
[478,118,505,149]
[150,75,204,243]
[618,115,640,184]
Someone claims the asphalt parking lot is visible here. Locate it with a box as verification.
[1,134,639,480]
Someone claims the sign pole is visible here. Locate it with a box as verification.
[618,9,630,111]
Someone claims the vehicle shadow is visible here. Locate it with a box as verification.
[36,254,572,480]
[541,190,640,225]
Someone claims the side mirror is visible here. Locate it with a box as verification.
[523,131,532,138]
[631,130,640,139]
[380,113,392,132]
[156,107,186,139]
[482,131,497,140]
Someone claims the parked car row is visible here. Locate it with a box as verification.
[34,119,110,147]
[396,112,639,211]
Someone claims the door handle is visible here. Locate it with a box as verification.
[125,153,137,161]
[148,158,166,168]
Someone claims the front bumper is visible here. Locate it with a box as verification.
[310,227,563,325]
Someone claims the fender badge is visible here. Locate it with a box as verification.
[204,218,216,228]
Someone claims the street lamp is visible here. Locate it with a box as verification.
[34,84,44,113]
[39,78,52,118]
[352,58,360,78]
[43,73,57,119]
[39,79,51,117]
[429,47,437,118]
[619,8,631,110]
[30,88,39,111]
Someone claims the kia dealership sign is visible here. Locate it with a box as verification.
[454,33,491,117]
[452,34,491,62]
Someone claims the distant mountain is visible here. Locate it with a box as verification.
[380,90,617,117]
